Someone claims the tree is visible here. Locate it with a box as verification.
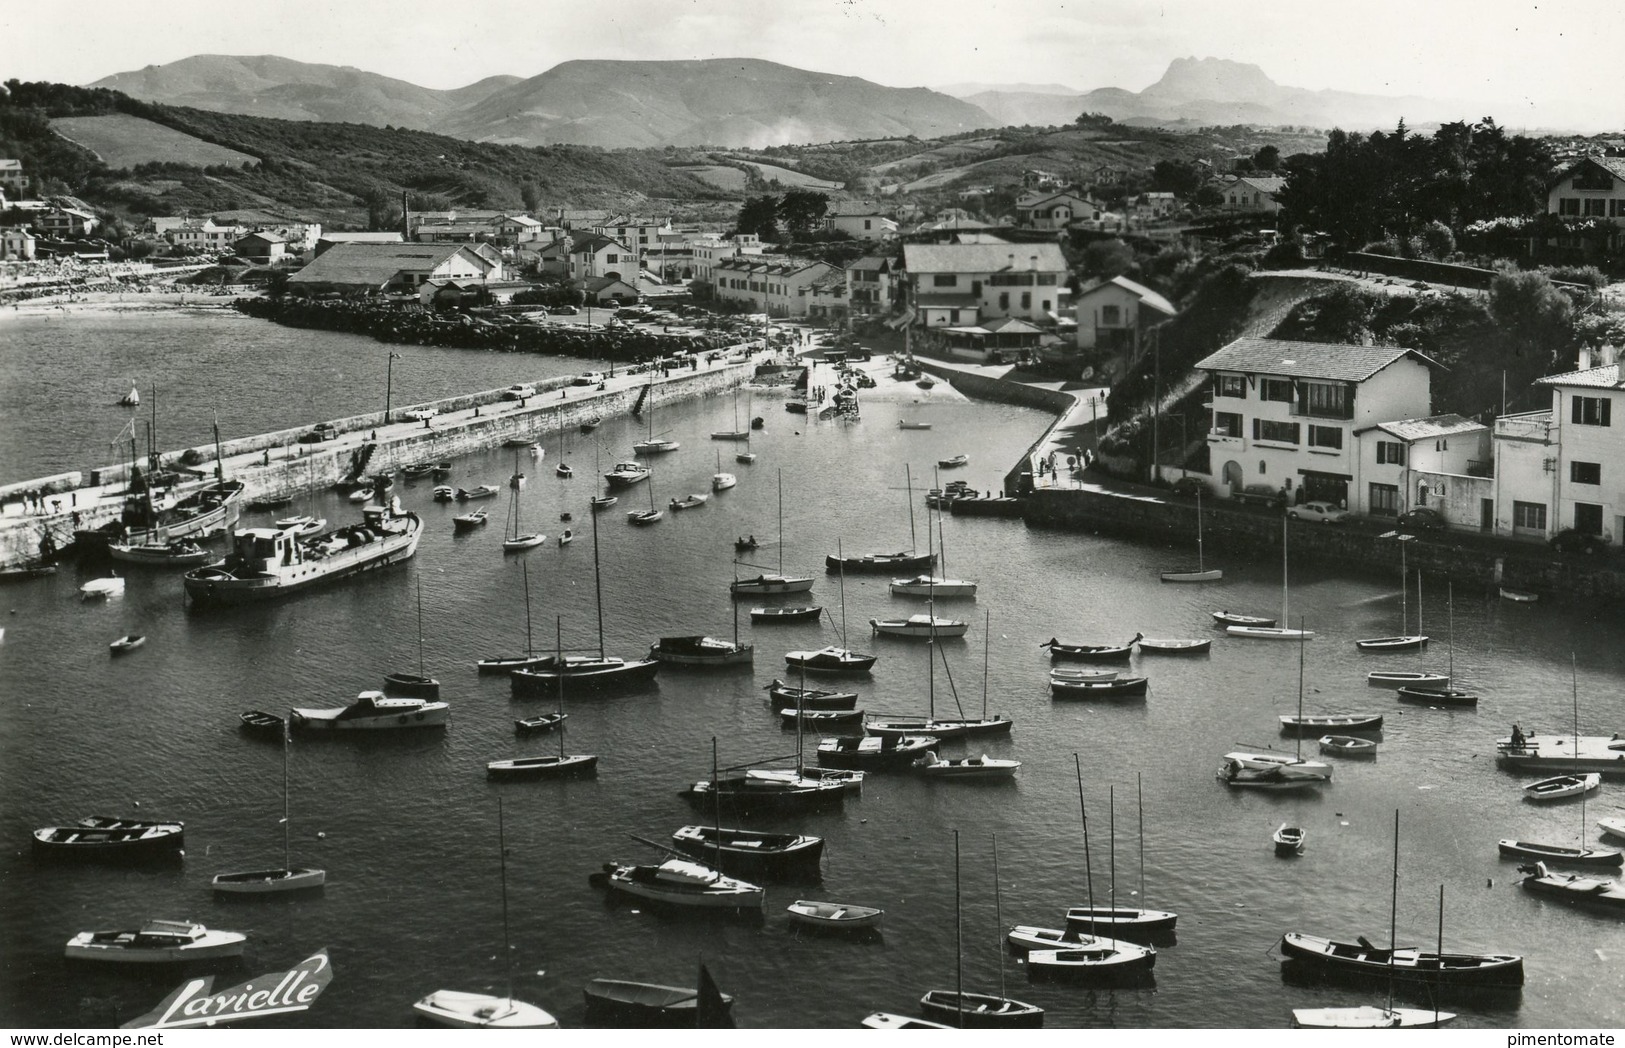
[1081,239,1135,280]
[520,181,542,213]
[1252,145,1280,172]
[1489,266,1573,365]
[1151,160,1203,198]
[734,195,780,241]
[1073,112,1114,130]
[777,189,829,236]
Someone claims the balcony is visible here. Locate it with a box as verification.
[1494,410,1555,444]
[1207,432,1244,448]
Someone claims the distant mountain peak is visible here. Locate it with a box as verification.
[1141,57,1280,105]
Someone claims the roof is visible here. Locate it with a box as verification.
[1534,362,1625,389]
[981,317,1043,335]
[914,293,982,309]
[847,256,894,273]
[714,256,832,278]
[1234,176,1286,195]
[1550,156,1625,189]
[903,242,1068,274]
[1196,337,1441,382]
[584,276,637,292]
[1075,276,1176,316]
[236,230,285,244]
[290,242,475,286]
[571,232,630,253]
[0,159,21,171]
[827,201,889,217]
[500,214,542,227]
[320,232,404,244]
[1374,414,1487,441]
[1017,191,1096,210]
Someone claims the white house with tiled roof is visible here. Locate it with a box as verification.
[567,232,637,284]
[288,242,488,297]
[711,255,838,317]
[0,159,24,195]
[1493,348,1625,544]
[1015,191,1103,231]
[846,256,900,315]
[1547,156,1625,252]
[824,202,897,241]
[1222,176,1286,214]
[901,242,1069,328]
[1198,337,1439,507]
[1356,414,1492,525]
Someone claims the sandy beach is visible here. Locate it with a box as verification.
[0,287,244,323]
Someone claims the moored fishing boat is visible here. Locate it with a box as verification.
[1368,670,1449,688]
[1278,931,1524,988]
[1319,735,1378,757]
[64,920,246,963]
[1396,685,1478,706]
[649,635,753,666]
[604,461,652,487]
[787,899,883,930]
[912,751,1020,780]
[1292,1006,1457,1029]
[669,493,708,511]
[824,550,935,574]
[869,613,969,639]
[33,817,184,860]
[750,605,822,624]
[290,691,448,731]
[1025,942,1156,983]
[1280,713,1384,735]
[1050,676,1148,699]
[730,573,814,596]
[1211,611,1276,627]
[1135,637,1211,655]
[239,709,285,734]
[1223,750,1332,780]
[681,771,847,816]
[779,706,864,728]
[1517,861,1625,914]
[672,825,824,880]
[762,678,858,710]
[183,508,422,607]
[816,733,938,770]
[1274,823,1306,855]
[938,454,969,468]
[1498,840,1623,867]
[108,540,211,566]
[76,479,244,551]
[889,574,977,598]
[486,753,597,779]
[1041,635,1139,661]
[456,484,500,501]
[1523,773,1601,801]
[785,645,875,675]
[452,510,488,531]
[597,858,763,910]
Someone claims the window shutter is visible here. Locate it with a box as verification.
[1603,399,1612,427]
[1573,396,1583,424]
[1252,418,1260,440]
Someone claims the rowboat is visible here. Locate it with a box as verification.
[486,754,598,779]
[1218,760,1322,790]
[778,706,864,728]
[1007,925,1093,952]
[672,826,824,881]
[582,978,733,1027]
[627,509,662,525]
[1212,611,1276,627]
[1319,735,1378,757]
[347,486,374,503]
[579,416,601,433]
[1292,1006,1456,1029]
[1601,817,1625,841]
[1518,861,1625,914]
[938,454,969,468]
[866,715,1012,739]
[861,1014,950,1029]
[816,733,938,770]
[1523,773,1601,801]
[1368,670,1449,688]
[1026,942,1156,983]
[1396,685,1478,706]
[1050,676,1148,698]
[1279,932,1524,989]
[452,510,488,531]
[109,634,146,655]
[1274,823,1306,856]
[65,920,246,963]
[514,712,566,734]
[870,614,969,639]
[918,990,1043,1029]
[731,573,815,595]
[1041,635,1139,661]
[1355,635,1428,652]
[239,709,286,734]
[80,577,125,600]
[1499,587,1539,602]
[413,990,558,1029]
[108,540,212,566]
[762,678,858,710]
[590,494,618,509]
[785,646,875,675]
[633,437,681,454]
[1280,713,1383,735]
[1135,637,1210,655]
[913,751,1020,780]
[456,485,499,500]
[1049,668,1118,682]
[33,817,185,860]
[1497,839,1623,867]
[431,485,455,502]
[750,605,822,624]
[897,420,932,430]
[787,899,883,930]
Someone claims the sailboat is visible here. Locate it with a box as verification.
[1160,487,1222,582]
[730,469,813,595]
[1064,773,1178,938]
[554,412,572,478]
[711,450,737,492]
[1226,517,1314,640]
[736,392,758,464]
[868,508,968,639]
[488,619,599,779]
[632,375,680,454]
[1223,623,1332,787]
[711,389,750,441]
[1355,535,1427,651]
[648,598,754,667]
[383,580,441,698]
[1499,659,1623,868]
[672,737,825,880]
[890,489,977,597]
[1290,813,1458,1028]
[1366,569,1449,687]
[1025,757,1157,983]
[414,799,559,1028]
[211,723,326,894]
[509,509,660,694]
[919,833,1044,1028]
[628,468,663,525]
[680,707,849,817]
[479,561,549,675]
[1397,581,1478,705]
[824,464,936,575]
[501,450,546,550]
[119,384,140,407]
[872,609,1013,745]
[787,539,876,674]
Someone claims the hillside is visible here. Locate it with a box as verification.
[51,114,258,169]
[90,55,517,131]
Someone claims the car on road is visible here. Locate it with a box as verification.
[1397,507,1447,532]
[402,407,439,421]
[550,305,579,316]
[1287,500,1350,524]
[1550,528,1609,555]
[1170,476,1209,498]
[503,384,536,401]
[296,422,338,443]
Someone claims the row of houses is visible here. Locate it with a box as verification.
[1194,336,1625,548]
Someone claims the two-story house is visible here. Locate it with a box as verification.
[167,219,245,253]
[36,207,99,238]
[0,159,25,195]
[1071,276,1177,377]
[0,227,36,261]
[691,234,764,285]
[824,203,898,241]
[1014,191,1102,231]
[711,255,838,317]
[1221,176,1286,214]
[1356,414,1492,526]
[846,256,901,316]
[1546,156,1625,253]
[1198,337,1439,508]
[901,243,1069,328]
[233,231,287,265]
[592,215,670,255]
[1493,347,1625,544]
[567,232,637,284]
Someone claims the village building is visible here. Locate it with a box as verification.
[845,256,901,316]
[1198,337,1438,509]
[1356,414,1492,526]
[0,159,25,195]
[901,242,1069,328]
[567,232,638,284]
[582,275,640,306]
[1014,190,1103,231]
[35,206,99,238]
[287,242,490,297]
[1071,276,1178,376]
[591,215,671,253]
[1545,156,1625,253]
[691,234,764,285]
[800,276,849,323]
[711,255,838,317]
[1221,176,1286,214]
[824,202,898,241]
[233,231,287,265]
[0,227,36,261]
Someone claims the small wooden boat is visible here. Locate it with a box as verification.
[1499,587,1539,603]
[649,635,753,666]
[558,530,573,546]
[456,485,500,501]
[669,493,709,511]
[1228,624,1315,640]
[502,533,547,550]
[1498,839,1623,867]
[913,750,1020,780]
[824,550,936,575]
[452,510,489,531]
[938,454,969,468]
[897,420,932,430]
[275,514,326,536]
[1049,668,1119,682]
[1161,567,1222,583]
[1026,942,1156,982]
[582,978,733,1027]
[1600,817,1625,841]
[432,463,454,479]
[866,715,1012,739]
[502,437,538,449]
[402,463,436,479]
[1523,773,1601,801]
[413,990,558,1029]
[1218,760,1322,790]
[889,574,977,598]
[784,646,875,675]
[712,472,737,491]
[1292,1006,1456,1029]
[109,634,146,655]
[1211,610,1277,627]
[1396,685,1478,707]
[1319,735,1378,757]
[918,990,1043,1029]
[750,605,822,625]
[870,613,969,638]
[1062,906,1180,938]
[0,561,57,582]
[1368,670,1449,688]
[734,537,760,551]
[508,472,526,489]
[1518,861,1625,914]
[383,672,440,699]
[598,858,763,910]
[862,1013,950,1029]
[109,540,211,566]
[1006,925,1093,952]
[1135,637,1211,655]
[514,712,566,734]
[239,709,286,733]
[486,753,598,779]
[711,429,750,441]
[431,485,455,502]
[787,899,883,930]
[628,509,662,525]
[778,707,864,727]
[1041,634,1140,662]
[347,486,374,503]
[762,678,858,710]
[579,416,601,433]
[816,733,937,770]
[1278,932,1523,989]
[1050,676,1148,699]
[736,451,757,464]
[1280,713,1383,735]
[590,495,618,509]
[555,464,574,478]
[1355,635,1428,652]
[65,920,246,963]
[672,826,824,880]
[1274,823,1306,856]
[80,577,125,600]
[33,818,185,860]
[731,573,815,595]
[633,437,681,455]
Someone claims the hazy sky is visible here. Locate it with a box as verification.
[2,0,1618,128]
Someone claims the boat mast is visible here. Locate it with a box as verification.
[1108,785,1117,917]
[837,538,848,650]
[1074,754,1107,947]
[905,464,918,552]
[1416,568,1424,651]
[1280,515,1289,624]
[777,469,785,576]
[1137,772,1147,910]
[498,796,515,1007]
[1387,809,1399,1013]
[711,737,723,870]
[281,720,292,871]
[522,560,534,656]
[953,829,963,1028]
[992,832,1006,1001]
[1195,488,1205,572]
[1295,616,1306,761]
[415,578,425,678]
[1446,581,1454,683]
[1572,654,1582,846]
[590,504,606,659]
[1434,884,1444,1027]
[981,611,990,721]
[1399,536,1408,635]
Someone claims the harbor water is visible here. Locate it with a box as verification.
[1,311,1622,1029]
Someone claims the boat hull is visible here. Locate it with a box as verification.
[816,735,938,770]
[1498,840,1623,867]
[1279,932,1524,989]
[211,866,327,893]
[787,900,883,930]
[183,514,422,607]
[64,927,246,964]
[825,552,936,574]
[413,991,559,1029]
[672,827,825,881]
[486,754,598,779]
[1160,569,1223,583]
[510,657,660,693]
[1397,686,1479,706]
[1292,1006,1455,1029]
[919,991,1044,1029]
[582,980,733,1028]
[1064,907,1179,938]
[730,575,815,596]
[681,778,847,816]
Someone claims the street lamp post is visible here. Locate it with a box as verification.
[385,351,401,424]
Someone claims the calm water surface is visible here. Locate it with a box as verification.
[1,313,1622,1029]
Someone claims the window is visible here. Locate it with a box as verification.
[1613,200,1625,219]
[1376,441,1406,465]
[999,293,1009,310]
[1308,425,1343,450]
[1101,305,1122,326]
[1037,275,1057,285]
[1260,378,1294,402]
[1571,461,1602,485]
[1575,502,1604,535]
[1512,501,1547,530]
[606,254,618,264]
[1560,198,1581,216]
[864,220,872,230]
[1253,419,1300,444]
[1212,411,1243,437]
[1572,395,1612,426]
[1216,375,1245,398]
[932,274,957,287]
[1021,292,1031,310]
[1299,382,1351,419]
[1369,483,1399,516]
[1584,199,1608,217]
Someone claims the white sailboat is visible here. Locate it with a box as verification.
[501,449,546,550]
[1355,535,1427,651]
[211,724,326,894]
[730,469,813,595]
[1227,517,1314,640]
[1160,488,1222,582]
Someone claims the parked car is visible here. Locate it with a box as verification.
[1287,500,1350,524]
[550,305,579,316]
[1170,476,1209,498]
[402,407,439,421]
[1550,528,1609,555]
[296,422,338,443]
[503,384,536,401]
[1397,507,1447,532]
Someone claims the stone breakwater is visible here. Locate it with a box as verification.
[234,298,733,362]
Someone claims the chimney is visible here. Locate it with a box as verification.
[1030,254,1038,272]
[400,191,410,239]
[1007,254,1015,271]
[1602,344,1620,367]
[1578,347,1593,370]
